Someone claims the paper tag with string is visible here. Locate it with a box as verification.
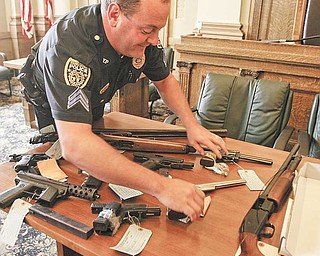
[110,224,152,255]
[0,199,32,247]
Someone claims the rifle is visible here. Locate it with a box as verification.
[168,179,247,221]
[133,152,194,170]
[29,128,228,144]
[30,131,197,154]
[91,202,161,236]
[9,153,50,174]
[238,144,302,255]
[200,150,273,166]
[0,171,100,208]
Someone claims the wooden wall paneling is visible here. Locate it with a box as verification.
[267,0,297,40]
[246,0,263,40]
[247,0,299,40]
[293,0,309,40]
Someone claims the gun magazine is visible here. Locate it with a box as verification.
[29,204,94,239]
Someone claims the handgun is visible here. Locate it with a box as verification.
[91,202,161,236]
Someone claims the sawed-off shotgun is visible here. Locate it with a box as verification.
[238,144,302,255]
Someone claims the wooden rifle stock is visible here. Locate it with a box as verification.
[100,134,196,153]
[239,144,301,255]
[239,233,263,256]
[267,155,302,210]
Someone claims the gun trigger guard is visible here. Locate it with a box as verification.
[260,222,275,238]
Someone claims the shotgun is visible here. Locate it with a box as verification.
[238,144,301,255]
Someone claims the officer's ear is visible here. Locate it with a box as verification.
[107,3,120,27]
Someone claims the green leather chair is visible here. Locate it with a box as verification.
[0,52,12,97]
[298,93,320,158]
[165,72,294,150]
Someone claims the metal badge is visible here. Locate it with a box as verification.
[132,54,145,69]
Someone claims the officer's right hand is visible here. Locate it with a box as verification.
[153,178,205,221]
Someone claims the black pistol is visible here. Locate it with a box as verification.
[133,152,194,170]
[9,153,50,174]
[91,202,161,236]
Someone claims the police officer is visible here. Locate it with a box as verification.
[29,0,228,221]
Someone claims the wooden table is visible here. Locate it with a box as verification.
[1,112,319,256]
[3,57,27,70]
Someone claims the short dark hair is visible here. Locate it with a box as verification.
[103,0,170,18]
[103,0,141,18]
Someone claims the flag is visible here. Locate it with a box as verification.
[20,0,33,39]
[45,0,54,28]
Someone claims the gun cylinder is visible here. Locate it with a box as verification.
[200,152,216,167]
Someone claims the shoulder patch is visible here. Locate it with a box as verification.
[132,54,145,69]
[64,57,91,89]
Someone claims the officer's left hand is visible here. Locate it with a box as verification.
[186,122,228,158]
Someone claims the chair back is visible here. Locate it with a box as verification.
[308,94,320,158]
[163,47,174,71]
[0,52,12,96]
[196,73,293,147]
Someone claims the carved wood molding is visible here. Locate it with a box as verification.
[194,22,244,40]
[176,61,193,100]
[175,36,320,78]
[239,69,262,79]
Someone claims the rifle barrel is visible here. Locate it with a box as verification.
[239,153,273,165]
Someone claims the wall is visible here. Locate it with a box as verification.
[0,0,100,59]
[1,0,249,60]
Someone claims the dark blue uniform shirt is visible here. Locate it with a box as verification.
[33,4,169,126]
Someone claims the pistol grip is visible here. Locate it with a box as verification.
[142,159,159,170]
[15,155,33,172]
[0,182,33,208]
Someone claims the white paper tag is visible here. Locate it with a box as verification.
[0,199,32,247]
[108,184,143,200]
[110,224,152,255]
[40,124,56,134]
[45,139,62,160]
[238,169,265,191]
[200,196,212,217]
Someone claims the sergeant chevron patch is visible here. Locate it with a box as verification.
[67,87,89,112]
